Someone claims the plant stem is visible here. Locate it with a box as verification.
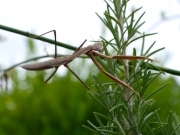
[147,64,180,76]
[0,24,77,51]
[118,1,133,134]
[114,118,126,135]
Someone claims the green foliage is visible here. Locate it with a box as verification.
[82,0,180,134]
[0,70,180,135]
[0,69,105,135]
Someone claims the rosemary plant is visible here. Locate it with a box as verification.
[0,0,180,134]
[82,0,180,134]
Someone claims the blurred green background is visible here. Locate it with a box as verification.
[0,39,179,135]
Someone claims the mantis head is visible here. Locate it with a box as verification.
[91,42,103,52]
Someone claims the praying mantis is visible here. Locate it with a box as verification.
[21,30,154,101]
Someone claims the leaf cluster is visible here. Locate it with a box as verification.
[83,0,180,134]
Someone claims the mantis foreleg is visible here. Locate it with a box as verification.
[91,50,154,62]
[87,52,147,103]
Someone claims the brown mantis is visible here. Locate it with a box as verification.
[21,30,153,101]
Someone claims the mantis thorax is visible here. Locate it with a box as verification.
[91,42,103,52]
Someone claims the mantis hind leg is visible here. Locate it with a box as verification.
[27,30,57,58]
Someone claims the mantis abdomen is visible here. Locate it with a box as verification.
[21,57,69,71]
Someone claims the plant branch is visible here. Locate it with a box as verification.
[0,24,77,51]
